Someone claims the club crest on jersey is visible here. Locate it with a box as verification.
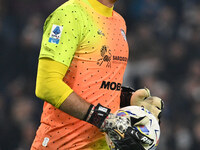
[120,29,127,41]
[97,45,112,68]
[48,24,63,44]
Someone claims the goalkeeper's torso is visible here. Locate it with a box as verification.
[35,0,129,149]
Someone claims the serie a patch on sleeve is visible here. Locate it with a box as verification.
[48,24,63,44]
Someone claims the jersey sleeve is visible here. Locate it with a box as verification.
[35,58,73,108]
[39,6,82,67]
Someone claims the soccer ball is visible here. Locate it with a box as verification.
[106,106,160,150]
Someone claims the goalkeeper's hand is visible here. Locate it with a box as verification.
[130,88,164,122]
[84,103,153,150]
[103,114,154,150]
[107,127,154,150]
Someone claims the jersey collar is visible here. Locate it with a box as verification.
[88,0,113,17]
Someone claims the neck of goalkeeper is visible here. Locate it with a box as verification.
[97,0,117,8]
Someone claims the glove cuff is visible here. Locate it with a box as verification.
[120,86,135,108]
[84,103,111,128]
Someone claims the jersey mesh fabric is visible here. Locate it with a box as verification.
[32,0,129,149]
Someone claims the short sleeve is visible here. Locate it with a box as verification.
[39,6,81,67]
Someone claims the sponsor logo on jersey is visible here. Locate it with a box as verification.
[113,56,128,62]
[100,81,121,91]
[97,45,112,68]
[120,29,127,41]
[48,24,63,44]
[112,55,128,65]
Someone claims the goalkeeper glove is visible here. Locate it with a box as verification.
[84,103,153,150]
[120,86,164,123]
[130,88,164,123]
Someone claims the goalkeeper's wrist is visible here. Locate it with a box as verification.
[83,103,111,129]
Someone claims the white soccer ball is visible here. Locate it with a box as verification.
[106,106,160,150]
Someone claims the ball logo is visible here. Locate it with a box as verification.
[117,110,137,117]
[135,125,150,135]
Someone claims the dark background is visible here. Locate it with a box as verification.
[0,0,200,149]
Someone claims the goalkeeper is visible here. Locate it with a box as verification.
[31,0,164,149]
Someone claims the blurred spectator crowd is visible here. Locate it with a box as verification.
[0,0,200,149]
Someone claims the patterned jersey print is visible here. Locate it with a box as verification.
[32,0,129,149]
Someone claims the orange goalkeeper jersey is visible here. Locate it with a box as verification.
[32,0,129,149]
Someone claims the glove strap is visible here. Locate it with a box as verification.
[120,86,135,108]
[83,103,111,128]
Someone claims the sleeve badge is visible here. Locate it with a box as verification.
[48,24,63,44]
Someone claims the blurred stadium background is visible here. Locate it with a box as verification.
[0,0,200,149]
